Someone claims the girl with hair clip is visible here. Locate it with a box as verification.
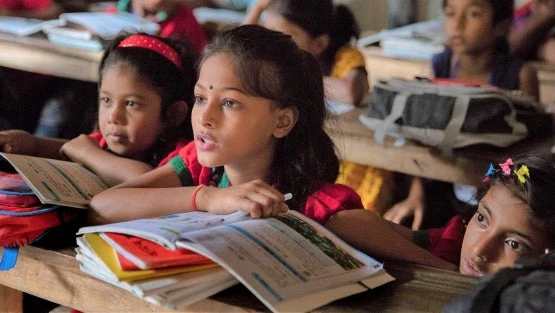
[244,0,369,106]
[327,154,555,276]
[88,24,364,225]
[0,33,198,187]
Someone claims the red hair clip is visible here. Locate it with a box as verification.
[118,34,182,69]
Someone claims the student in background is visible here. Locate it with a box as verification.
[510,0,555,64]
[112,0,207,54]
[89,25,364,225]
[243,0,369,106]
[328,154,555,276]
[0,33,197,186]
[383,0,540,231]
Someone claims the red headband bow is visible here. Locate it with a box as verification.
[118,35,182,68]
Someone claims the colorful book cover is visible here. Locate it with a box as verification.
[101,232,214,270]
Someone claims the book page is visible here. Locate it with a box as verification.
[176,210,394,313]
[0,153,108,208]
[78,211,250,249]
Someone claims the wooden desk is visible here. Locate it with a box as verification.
[362,46,555,106]
[327,107,555,186]
[0,33,102,82]
[0,245,476,313]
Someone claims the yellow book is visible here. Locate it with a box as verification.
[79,233,217,282]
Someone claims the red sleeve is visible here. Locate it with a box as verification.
[88,131,105,148]
[427,215,465,265]
[301,183,363,225]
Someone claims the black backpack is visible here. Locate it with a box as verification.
[443,250,555,313]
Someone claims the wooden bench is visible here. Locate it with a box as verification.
[0,245,476,313]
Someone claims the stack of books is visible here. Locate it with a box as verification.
[43,12,160,51]
[76,210,395,312]
[358,19,446,60]
[76,232,236,309]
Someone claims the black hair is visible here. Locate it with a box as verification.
[460,154,555,248]
[267,0,360,75]
[98,33,197,166]
[200,24,340,210]
[442,0,514,54]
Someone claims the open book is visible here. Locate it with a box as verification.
[78,210,395,312]
[0,153,108,208]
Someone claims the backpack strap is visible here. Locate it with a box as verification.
[0,247,18,271]
[438,95,470,157]
[374,93,409,145]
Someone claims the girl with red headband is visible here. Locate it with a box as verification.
[0,33,198,187]
[327,154,555,276]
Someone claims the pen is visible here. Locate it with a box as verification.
[283,193,293,201]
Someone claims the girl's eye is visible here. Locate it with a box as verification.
[505,239,528,254]
[222,99,236,108]
[126,100,136,107]
[467,9,483,18]
[474,211,487,227]
[194,96,206,105]
[99,97,110,105]
[444,10,455,18]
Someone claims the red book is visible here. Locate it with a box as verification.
[100,232,214,270]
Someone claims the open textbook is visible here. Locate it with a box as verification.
[78,210,395,312]
[0,153,108,208]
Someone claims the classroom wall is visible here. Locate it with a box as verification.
[334,0,442,32]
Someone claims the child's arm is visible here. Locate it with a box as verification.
[326,209,458,271]
[60,134,154,187]
[242,0,270,24]
[0,130,67,158]
[324,68,369,106]
[519,62,540,101]
[510,0,555,60]
[382,176,425,230]
[88,165,288,224]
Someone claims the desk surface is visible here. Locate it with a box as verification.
[0,33,102,82]
[0,245,476,313]
[328,108,554,185]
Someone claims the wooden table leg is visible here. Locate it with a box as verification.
[0,284,23,313]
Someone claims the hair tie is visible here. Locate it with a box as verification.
[118,34,182,69]
[482,157,530,184]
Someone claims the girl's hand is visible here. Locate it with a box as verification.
[382,197,425,231]
[0,130,37,154]
[196,180,289,218]
[60,134,99,162]
[383,177,425,230]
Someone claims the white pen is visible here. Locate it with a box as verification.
[283,193,293,201]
